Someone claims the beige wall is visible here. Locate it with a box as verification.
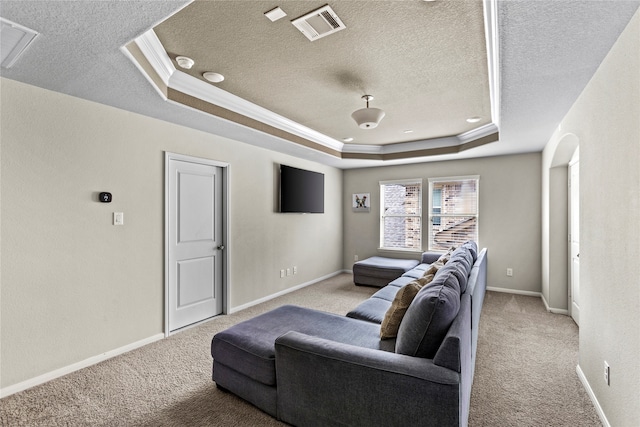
[0,79,343,389]
[543,10,639,425]
[343,153,542,293]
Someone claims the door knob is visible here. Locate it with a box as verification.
[217,245,225,250]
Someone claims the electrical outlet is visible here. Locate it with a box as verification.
[293,266,297,275]
[354,255,359,262]
[506,268,513,277]
[286,268,291,276]
[604,361,610,385]
[280,269,285,278]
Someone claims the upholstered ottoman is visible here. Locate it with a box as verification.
[352,256,420,287]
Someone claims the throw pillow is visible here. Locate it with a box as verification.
[380,274,436,339]
[422,264,439,278]
[436,246,456,265]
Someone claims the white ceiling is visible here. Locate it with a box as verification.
[1,0,638,169]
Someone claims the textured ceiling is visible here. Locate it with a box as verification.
[1,1,638,168]
[153,0,491,146]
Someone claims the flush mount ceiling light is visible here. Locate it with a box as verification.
[351,95,385,129]
[175,56,194,69]
[203,71,224,83]
[466,116,482,123]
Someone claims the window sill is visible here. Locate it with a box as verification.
[378,247,423,254]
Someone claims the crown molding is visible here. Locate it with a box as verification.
[343,123,499,155]
[168,70,345,152]
[483,0,500,127]
[125,0,501,163]
[133,29,174,88]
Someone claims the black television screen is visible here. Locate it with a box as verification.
[279,164,324,213]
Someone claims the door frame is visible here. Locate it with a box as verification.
[568,149,579,324]
[164,152,230,336]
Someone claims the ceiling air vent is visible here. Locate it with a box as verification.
[291,5,346,41]
[1,17,39,68]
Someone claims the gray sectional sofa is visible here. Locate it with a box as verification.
[211,241,487,426]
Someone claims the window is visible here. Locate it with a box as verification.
[428,176,479,251]
[379,179,422,251]
[432,188,442,226]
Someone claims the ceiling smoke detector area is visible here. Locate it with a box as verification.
[291,5,346,41]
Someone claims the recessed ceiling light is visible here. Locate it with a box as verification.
[175,56,194,69]
[466,116,482,123]
[203,72,225,83]
[404,130,414,134]
[343,137,354,142]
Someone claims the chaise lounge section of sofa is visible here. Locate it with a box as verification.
[211,241,487,426]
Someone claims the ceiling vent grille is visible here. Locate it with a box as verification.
[1,17,39,68]
[291,5,346,41]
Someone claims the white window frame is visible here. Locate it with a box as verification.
[379,178,423,252]
[427,175,479,251]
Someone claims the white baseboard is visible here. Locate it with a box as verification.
[486,286,542,298]
[577,364,611,427]
[229,270,347,314]
[487,287,570,315]
[541,293,570,315]
[0,333,164,399]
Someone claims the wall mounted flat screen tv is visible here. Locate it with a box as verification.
[279,164,324,213]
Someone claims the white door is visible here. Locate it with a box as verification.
[569,156,580,325]
[168,158,224,332]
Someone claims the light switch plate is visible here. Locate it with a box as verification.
[113,212,124,225]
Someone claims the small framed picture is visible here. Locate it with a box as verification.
[352,193,370,212]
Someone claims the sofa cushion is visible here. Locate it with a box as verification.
[461,240,478,262]
[410,263,431,274]
[401,268,425,279]
[450,247,473,272]
[346,297,392,324]
[388,276,415,288]
[395,269,461,358]
[371,285,402,302]
[437,260,470,293]
[380,273,436,339]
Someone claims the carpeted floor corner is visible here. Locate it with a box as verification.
[0,273,601,426]
[469,291,601,426]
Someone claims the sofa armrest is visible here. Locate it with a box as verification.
[275,332,462,427]
[421,251,442,264]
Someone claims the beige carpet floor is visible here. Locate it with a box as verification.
[0,273,601,426]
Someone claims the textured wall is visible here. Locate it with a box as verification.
[550,10,640,425]
[343,153,542,294]
[0,79,343,389]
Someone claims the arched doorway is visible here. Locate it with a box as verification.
[544,132,579,315]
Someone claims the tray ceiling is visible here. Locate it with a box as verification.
[126,0,499,160]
